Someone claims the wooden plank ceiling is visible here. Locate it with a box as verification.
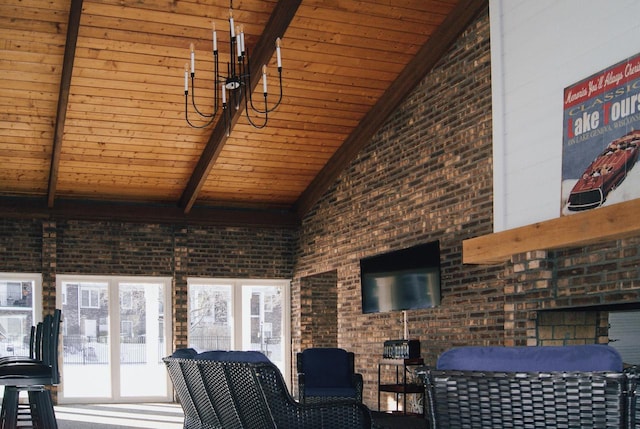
[0,0,487,226]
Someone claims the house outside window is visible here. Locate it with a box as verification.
[80,287,101,309]
[0,273,42,359]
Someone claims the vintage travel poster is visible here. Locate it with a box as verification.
[561,53,640,215]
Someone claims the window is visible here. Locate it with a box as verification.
[80,286,100,308]
[120,290,133,310]
[0,273,42,359]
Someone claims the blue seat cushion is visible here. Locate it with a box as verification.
[436,345,623,372]
[171,348,198,358]
[194,350,270,363]
[302,348,352,388]
[305,386,358,398]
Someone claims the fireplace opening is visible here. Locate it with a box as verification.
[536,304,640,366]
[608,310,640,365]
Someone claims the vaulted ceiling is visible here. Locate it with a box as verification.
[1,0,487,226]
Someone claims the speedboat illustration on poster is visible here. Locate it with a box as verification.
[564,130,639,212]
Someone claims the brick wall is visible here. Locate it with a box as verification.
[293,10,501,407]
[506,238,640,347]
[536,310,607,346]
[0,218,42,273]
[0,219,296,352]
[0,218,296,403]
[299,270,338,350]
[2,5,640,413]
[292,8,640,410]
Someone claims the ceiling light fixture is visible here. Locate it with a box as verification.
[184,1,283,134]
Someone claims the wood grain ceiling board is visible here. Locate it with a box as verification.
[0,0,486,225]
[53,0,275,203]
[198,0,457,208]
[0,0,70,197]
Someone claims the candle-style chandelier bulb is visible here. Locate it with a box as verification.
[184,1,284,133]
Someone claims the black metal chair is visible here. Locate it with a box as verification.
[164,350,373,429]
[297,348,363,404]
[0,309,61,429]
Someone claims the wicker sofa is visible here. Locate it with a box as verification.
[164,349,374,429]
[418,345,639,429]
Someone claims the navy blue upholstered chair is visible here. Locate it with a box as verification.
[297,348,363,404]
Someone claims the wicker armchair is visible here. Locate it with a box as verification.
[164,349,373,429]
[418,345,639,429]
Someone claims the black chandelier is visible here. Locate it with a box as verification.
[184,3,283,133]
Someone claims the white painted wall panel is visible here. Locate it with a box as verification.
[490,0,640,231]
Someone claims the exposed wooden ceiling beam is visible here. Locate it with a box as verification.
[0,197,299,228]
[292,0,489,218]
[47,0,84,208]
[179,0,303,214]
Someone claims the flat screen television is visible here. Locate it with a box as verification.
[360,241,441,314]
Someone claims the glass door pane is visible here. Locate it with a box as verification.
[241,284,285,375]
[59,276,171,403]
[0,274,41,400]
[119,282,167,398]
[61,281,111,399]
[188,283,233,351]
[0,278,37,359]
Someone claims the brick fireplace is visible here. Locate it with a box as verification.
[536,309,608,346]
[502,237,640,363]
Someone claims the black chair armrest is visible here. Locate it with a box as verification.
[298,372,307,402]
[352,373,363,402]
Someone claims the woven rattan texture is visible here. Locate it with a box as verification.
[298,375,365,404]
[164,357,373,429]
[423,369,638,429]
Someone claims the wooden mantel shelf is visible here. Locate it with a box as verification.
[463,198,640,265]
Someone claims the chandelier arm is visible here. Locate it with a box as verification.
[190,50,220,119]
[190,75,213,118]
[248,70,283,114]
[236,55,266,128]
[241,47,282,115]
[270,71,284,110]
[240,51,257,111]
[213,51,219,112]
[185,92,216,128]
[243,93,268,129]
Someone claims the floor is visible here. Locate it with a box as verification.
[52,403,428,429]
[371,412,428,429]
[54,403,184,429]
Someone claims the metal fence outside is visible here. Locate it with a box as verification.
[63,335,232,364]
[189,335,231,352]
[63,335,164,364]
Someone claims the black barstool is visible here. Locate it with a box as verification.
[0,309,61,429]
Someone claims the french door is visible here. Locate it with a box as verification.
[57,276,172,403]
[188,278,291,385]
